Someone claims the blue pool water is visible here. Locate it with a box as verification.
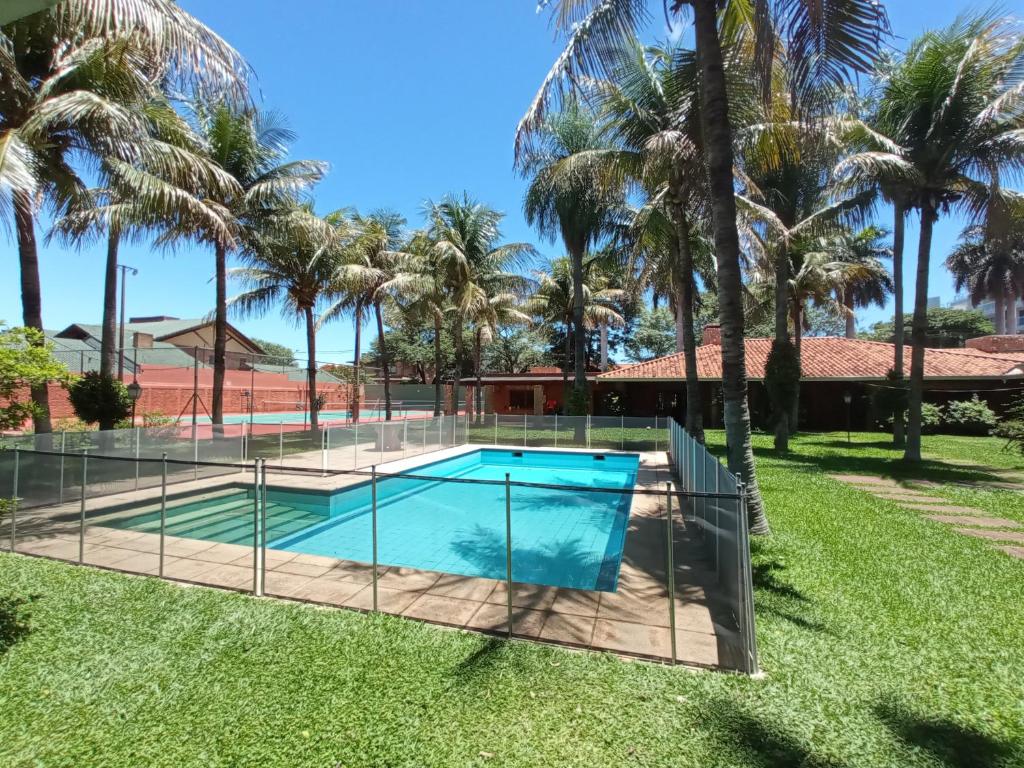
[271,449,639,591]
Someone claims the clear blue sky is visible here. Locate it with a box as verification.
[2,0,1020,362]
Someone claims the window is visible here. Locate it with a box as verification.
[508,388,532,410]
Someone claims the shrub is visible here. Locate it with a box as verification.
[67,372,131,427]
[920,402,943,434]
[942,395,997,436]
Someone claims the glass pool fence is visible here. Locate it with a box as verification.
[0,417,757,673]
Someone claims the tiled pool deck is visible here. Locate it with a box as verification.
[5,446,740,669]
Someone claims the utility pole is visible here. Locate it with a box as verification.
[116,263,138,380]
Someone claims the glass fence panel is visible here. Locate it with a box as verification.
[524,415,558,448]
[495,415,527,447]
[558,416,589,448]
[466,415,496,445]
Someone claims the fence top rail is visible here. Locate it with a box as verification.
[5,446,744,500]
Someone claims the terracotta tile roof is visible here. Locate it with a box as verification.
[597,337,1024,381]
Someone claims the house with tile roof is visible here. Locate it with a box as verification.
[591,326,1024,430]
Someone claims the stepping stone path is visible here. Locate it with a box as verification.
[827,473,1024,560]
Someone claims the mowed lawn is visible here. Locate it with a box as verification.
[1,432,1022,767]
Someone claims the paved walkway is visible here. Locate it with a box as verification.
[828,473,1024,559]
[5,447,736,670]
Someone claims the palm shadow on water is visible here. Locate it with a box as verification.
[0,595,35,655]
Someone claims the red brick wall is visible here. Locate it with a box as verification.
[964,335,1024,354]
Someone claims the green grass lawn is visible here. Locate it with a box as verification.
[1,431,1022,766]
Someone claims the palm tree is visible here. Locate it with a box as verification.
[52,99,239,428]
[591,38,714,441]
[518,0,889,533]
[838,13,1024,461]
[396,230,451,416]
[176,104,325,426]
[947,215,1024,336]
[324,210,413,422]
[229,205,348,431]
[517,102,624,415]
[426,194,537,414]
[526,257,625,413]
[831,226,893,338]
[468,278,533,422]
[1,0,248,432]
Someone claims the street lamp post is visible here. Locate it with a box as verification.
[843,390,852,444]
[116,263,138,381]
[127,380,143,426]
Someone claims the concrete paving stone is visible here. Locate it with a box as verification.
[592,618,671,658]
[376,567,442,592]
[465,602,547,638]
[270,559,334,579]
[828,474,903,486]
[954,528,1024,543]
[539,612,595,646]
[343,585,420,614]
[290,552,345,568]
[264,572,315,598]
[674,628,721,667]
[900,503,990,515]
[293,578,366,605]
[102,550,163,574]
[402,593,480,626]
[192,543,254,564]
[487,582,558,611]
[194,563,254,590]
[320,561,386,585]
[999,546,1024,559]
[925,515,1022,529]
[872,492,951,504]
[427,573,499,602]
[550,589,602,617]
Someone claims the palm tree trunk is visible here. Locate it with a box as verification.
[304,305,319,432]
[599,321,609,371]
[692,0,767,533]
[674,301,685,353]
[1006,287,1017,334]
[570,245,588,411]
[100,229,119,393]
[562,324,571,416]
[211,242,227,427]
[374,301,392,420]
[904,204,936,462]
[433,313,443,416]
[474,327,484,424]
[791,303,802,431]
[892,200,906,447]
[352,304,362,424]
[773,244,792,450]
[844,291,856,339]
[675,212,704,443]
[14,190,51,434]
[453,314,465,415]
[994,288,1006,335]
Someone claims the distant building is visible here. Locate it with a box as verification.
[948,294,1024,335]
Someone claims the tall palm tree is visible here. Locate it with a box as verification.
[52,99,239,428]
[518,0,889,532]
[947,217,1024,336]
[426,194,537,414]
[517,102,624,415]
[228,205,348,431]
[324,210,412,422]
[831,226,893,338]
[591,38,714,441]
[397,230,452,416]
[1,0,248,432]
[526,257,625,413]
[837,13,1024,461]
[175,104,325,426]
[468,278,533,422]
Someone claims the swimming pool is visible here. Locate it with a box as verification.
[104,448,639,591]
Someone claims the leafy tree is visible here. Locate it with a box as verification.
[624,307,676,362]
[482,326,551,375]
[251,339,296,367]
[946,215,1024,335]
[67,371,132,427]
[863,309,995,348]
[0,326,68,430]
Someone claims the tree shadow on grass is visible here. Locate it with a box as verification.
[704,700,839,768]
[0,595,35,655]
[750,543,830,635]
[875,700,1019,768]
